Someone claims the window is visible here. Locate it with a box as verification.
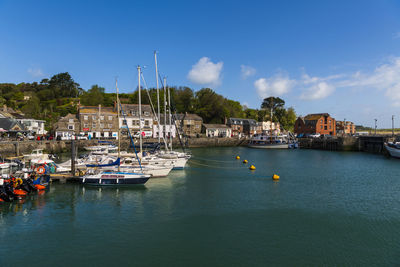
[84,116,88,120]
[123,120,127,125]
[108,116,113,121]
[136,120,140,126]
[131,120,136,126]
[100,116,104,120]
[320,125,323,129]
[68,119,74,123]
[100,123,104,128]
[92,123,97,128]
[324,126,327,130]
[145,120,149,126]
[68,125,74,130]
[144,112,149,116]
[108,124,113,128]
[84,123,89,128]
[92,116,97,120]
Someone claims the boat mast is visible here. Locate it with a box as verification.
[163,77,168,151]
[154,51,161,144]
[116,78,121,172]
[138,66,143,157]
[168,83,172,151]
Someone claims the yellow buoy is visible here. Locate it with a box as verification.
[236,156,240,160]
[249,165,256,170]
[243,159,248,164]
[272,174,280,180]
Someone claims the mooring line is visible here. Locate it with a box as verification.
[189,160,246,169]
[191,156,238,163]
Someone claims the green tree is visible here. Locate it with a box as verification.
[48,72,81,98]
[194,88,226,123]
[80,85,105,106]
[261,96,285,121]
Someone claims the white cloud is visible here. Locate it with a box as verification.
[300,82,335,100]
[254,73,295,98]
[299,73,338,100]
[187,57,223,85]
[240,65,256,79]
[27,67,44,78]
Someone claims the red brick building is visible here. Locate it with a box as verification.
[294,113,336,136]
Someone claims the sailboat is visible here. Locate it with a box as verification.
[152,55,190,169]
[80,76,150,185]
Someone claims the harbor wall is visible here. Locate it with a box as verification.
[0,136,392,157]
[298,135,393,154]
[0,137,249,156]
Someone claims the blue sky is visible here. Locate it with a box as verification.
[1,0,400,127]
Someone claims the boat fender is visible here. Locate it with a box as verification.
[15,178,23,187]
[243,160,248,164]
[249,165,256,170]
[236,156,240,160]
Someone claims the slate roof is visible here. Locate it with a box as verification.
[174,113,203,121]
[203,124,230,129]
[0,118,25,131]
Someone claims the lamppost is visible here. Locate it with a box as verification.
[374,119,377,135]
[392,115,395,137]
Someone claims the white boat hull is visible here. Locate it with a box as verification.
[248,143,289,149]
[385,144,400,158]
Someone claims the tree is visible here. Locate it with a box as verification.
[173,87,195,113]
[261,97,285,120]
[194,88,226,123]
[48,72,80,98]
[80,85,105,106]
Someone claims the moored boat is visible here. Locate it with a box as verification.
[248,134,297,149]
[384,142,400,158]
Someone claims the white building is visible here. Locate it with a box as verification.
[260,121,280,134]
[203,124,232,138]
[17,119,46,135]
[119,104,154,137]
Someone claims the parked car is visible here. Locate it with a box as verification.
[27,134,35,140]
[310,133,321,138]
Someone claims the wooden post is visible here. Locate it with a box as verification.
[71,139,76,177]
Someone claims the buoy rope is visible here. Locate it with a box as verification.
[190,156,237,163]
[189,160,246,169]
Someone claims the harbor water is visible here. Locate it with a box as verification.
[1,147,400,266]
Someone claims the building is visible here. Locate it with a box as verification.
[294,113,336,136]
[17,119,46,135]
[174,113,203,137]
[227,118,244,136]
[118,103,154,137]
[336,121,356,135]
[152,114,176,139]
[227,118,260,136]
[54,113,80,139]
[260,121,281,134]
[79,105,119,139]
[202,124,232,137]
[243,119,258,135]
[0,118,26,136]
[0,105,46,135]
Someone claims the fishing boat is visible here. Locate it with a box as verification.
[23,149,50,161]
[248,134,297,149]
[384,142,400,158]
